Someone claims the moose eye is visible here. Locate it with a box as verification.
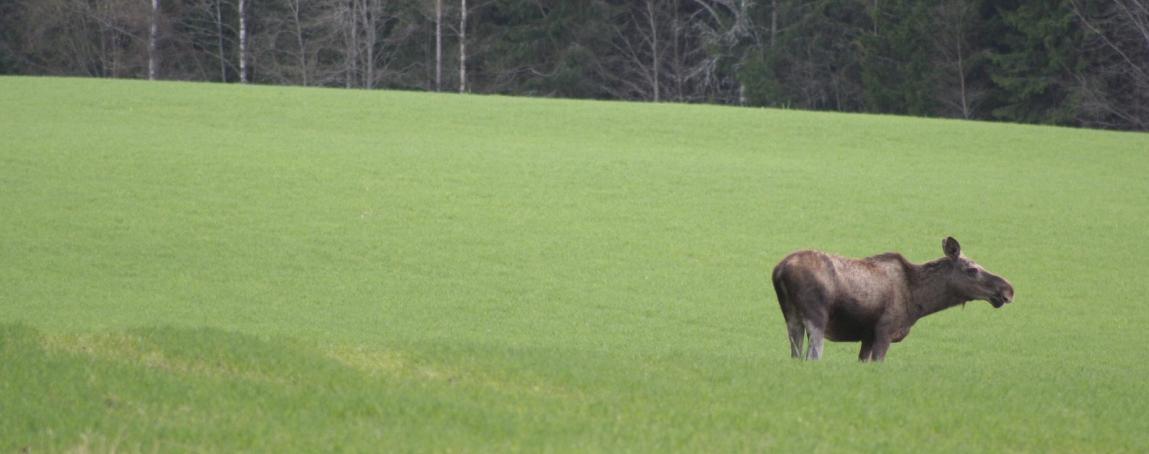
[964,267,979,276]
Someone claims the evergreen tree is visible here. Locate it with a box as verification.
[987,0,1083,125]
[471,1,618,99]
[740,0,868,111]
[0,0,1145,129]
[859,0,935,116]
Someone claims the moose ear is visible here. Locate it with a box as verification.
[943,237,962,259]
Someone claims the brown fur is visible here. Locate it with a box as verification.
[772,237,1014,361]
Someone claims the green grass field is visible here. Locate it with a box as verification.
[2,76,1148,451]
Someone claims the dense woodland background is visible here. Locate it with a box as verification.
[1,0,1147,131]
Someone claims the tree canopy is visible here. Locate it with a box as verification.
[2,0,1146,130]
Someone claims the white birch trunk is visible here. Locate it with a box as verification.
[646,0,659,102]
[459,0,466,93]
[216,0,226,81]
[435,0,442,91]
[148,0,158,80]
[365,0,376,89]
[290,0,308,86]
[239,0,248,83]
[770,0,777,48]
[957,37,969,118]
[347,0,356,88]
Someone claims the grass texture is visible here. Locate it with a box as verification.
[2,76,1148,451]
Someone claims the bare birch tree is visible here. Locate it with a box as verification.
[931,0,983,119]
[238,0,247,83]
[148,0,158,79]
[436,0,442,91]
[287,0,309,85]
[1070,0,1149,129]
[364,0,377,88]
[215,0,227,81]
[607,0,667,101]
[459,0,466,93]
[691,0,755,103]
[647,0,659,101]
[770,0,777,48]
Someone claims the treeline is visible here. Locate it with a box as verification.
[1,0,1147,130]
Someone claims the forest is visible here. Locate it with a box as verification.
[1,0,1147,131]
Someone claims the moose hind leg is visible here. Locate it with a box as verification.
[787,320,805,359]
[803,321,825,360]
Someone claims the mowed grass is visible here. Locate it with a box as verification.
[1,76,1148,451]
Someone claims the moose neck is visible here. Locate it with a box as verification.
[907,260,968,322]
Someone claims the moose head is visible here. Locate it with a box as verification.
[941,237,1014,308]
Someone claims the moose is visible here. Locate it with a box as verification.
[772,237,1014,361]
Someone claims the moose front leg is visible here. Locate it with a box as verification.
[869,333,893,361]
[869,318,908,361]
[858,338,874,362]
